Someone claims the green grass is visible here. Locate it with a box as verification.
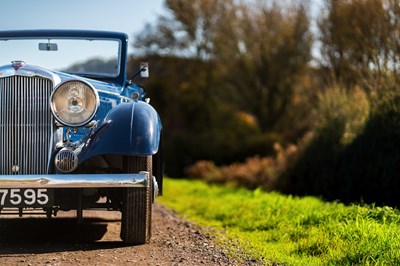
[158,178,400,265]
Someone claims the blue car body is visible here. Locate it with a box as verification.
[0,30,163,244]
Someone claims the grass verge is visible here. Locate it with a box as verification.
[158,178,400,265]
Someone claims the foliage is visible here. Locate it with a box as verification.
[314,86,370,146]
[274,0,400,206]
[185,143,298,190]
[134,0,228,59]
[315,3,400,203]
[212,1,313,132]
[335,84,400,205]
[130,0,400,207]
[160,178,400,265]
[131,56,270,176]
[319,0,400,87]
[281,82,400,206]
[278,86,368,199]
[131,0,314,176]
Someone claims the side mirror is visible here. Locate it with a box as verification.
[140,62,149,78]
[127,62,150,84]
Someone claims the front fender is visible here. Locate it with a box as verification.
[78,101,162,162]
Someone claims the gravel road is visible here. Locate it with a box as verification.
[0,203,260,265]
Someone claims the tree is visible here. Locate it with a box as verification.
[319,0,393,87]
[132,0,313,175]
[134,0,229,60]
[134,0,312,133]
[212,1,313,132]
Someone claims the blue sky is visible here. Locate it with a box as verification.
[1,0,165,41]
[1,0,323,63]
[2,1,323,35]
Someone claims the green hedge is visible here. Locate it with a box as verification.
[281,86,400,206]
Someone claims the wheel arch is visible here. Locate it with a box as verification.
[78,101,162,160]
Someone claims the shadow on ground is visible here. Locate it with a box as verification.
[0,216,126,254]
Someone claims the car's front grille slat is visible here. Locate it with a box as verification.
[0,76,53,175]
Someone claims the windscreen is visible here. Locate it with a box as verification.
[0,38,121,77]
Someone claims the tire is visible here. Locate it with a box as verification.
[120,156,152,245]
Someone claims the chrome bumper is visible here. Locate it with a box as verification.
[0,172,149,188]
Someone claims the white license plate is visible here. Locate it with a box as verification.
[0,188,54,207]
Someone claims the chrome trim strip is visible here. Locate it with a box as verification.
[0,172,149,188]
[97,89,123,97]
[96,89,132,103]
[0,64,61,86]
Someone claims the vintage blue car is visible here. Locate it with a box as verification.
[0,29,163,245]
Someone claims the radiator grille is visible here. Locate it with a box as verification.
[0,76,53,174]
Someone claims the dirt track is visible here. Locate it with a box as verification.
[0,203,260,265]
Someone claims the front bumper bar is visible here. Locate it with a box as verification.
[0,172,149,188]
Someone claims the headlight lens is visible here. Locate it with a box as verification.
[50,80,99,126]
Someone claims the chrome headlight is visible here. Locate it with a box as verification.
[50,80,99,127]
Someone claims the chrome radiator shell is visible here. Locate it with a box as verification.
[0,76,53,175]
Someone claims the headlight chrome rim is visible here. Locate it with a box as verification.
[50,80,99,127]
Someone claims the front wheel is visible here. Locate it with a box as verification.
[120,156,152,245]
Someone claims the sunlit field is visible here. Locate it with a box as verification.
[160,178,400,265]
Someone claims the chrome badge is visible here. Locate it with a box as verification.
[11,60,25,71]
